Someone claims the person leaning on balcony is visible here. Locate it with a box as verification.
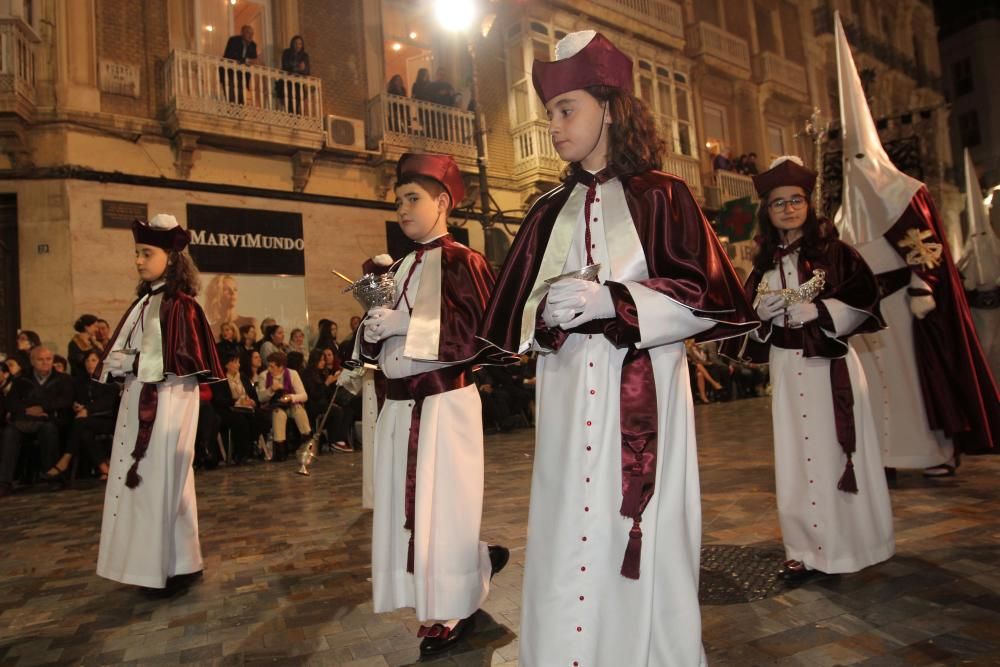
[221,25,259,104]
[278,35,310,114]
[713,145,734,172]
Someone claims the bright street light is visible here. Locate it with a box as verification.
[433,0,476,33]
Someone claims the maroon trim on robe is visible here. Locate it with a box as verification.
[480,167,757,579]
[95,289,224,382]
[361,235,498,364]
[882,187,999,453]
[720,237,884,493]
[385,365,475,573]
[480,168,758,354]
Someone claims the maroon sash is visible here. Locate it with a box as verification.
[386,365,474,572]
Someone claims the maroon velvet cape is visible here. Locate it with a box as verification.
[96,289,224,382]
[884,188,999,454]
[479,169,758,351]
[727,237,885,364]
[361,234,496,365]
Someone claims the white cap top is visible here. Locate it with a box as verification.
[554,30,597,61]
[148,213,180,230]
[769,155,805,169]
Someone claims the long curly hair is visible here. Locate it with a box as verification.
[751,198,835,274]
[564,85,666,181]
[135,249,201,298]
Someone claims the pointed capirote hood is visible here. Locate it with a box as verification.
[833,11,922,245]
[958,148,1000,290]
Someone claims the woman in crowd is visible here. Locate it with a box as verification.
[278,35,310,114]
[288,328,307,355]
[728,156,894,581]
[303,349,353,453]
[68,314,104,381]
[14,330,40,369]
[685,339,724,404]
[53,355,70,374]
[255,351,310,462]
[217,321,242,362]
[212,351,264,464]
[387,74,407,97]
[44,350,119,484]
[259,324,286,362]
[246,349,265,382]
[313,320,341,363]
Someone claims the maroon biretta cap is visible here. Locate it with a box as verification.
[752,157,818,198]
[532,31,634,104]
[132,215,190,251]
[396,152,465,208]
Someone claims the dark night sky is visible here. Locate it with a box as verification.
[934,0,1000,37]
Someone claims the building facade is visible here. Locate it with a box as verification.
[0,0,957,353]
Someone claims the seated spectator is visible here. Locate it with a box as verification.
[303,349,353,452]
[712,146,734,172]
[217,321,242,362]
[259,317,277,343]
[13,330,40,370]
[246,349,265,382]
[95,318,111,350]
[322,347,341,374]
[194,382,222,470]
[342,316,363,359]
[288,328,307,355]
[68,314,104,381]
[45,350,119,484]
[53,355,69,375]
[743,152,759,176]
[313,319,341,360]
[255,351,311,462]
[259,324,286,362]
[239,323,258,367]
[212,351,265,464]
[4,357,23,381]
[0,347,74,497]
[685,339,723,404]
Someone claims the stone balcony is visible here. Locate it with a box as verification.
[686,21,751,79]
[753,51,808,102]
[367,93,478,170]
[587,0,685,48]
[707,169,758,209]
[162,50,325,161]
[663,154,704,202]
[512,120,563,188]
[0,18,37,121]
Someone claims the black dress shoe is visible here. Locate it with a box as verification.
[488,545,510,580]
[419,615,473,656]
[778,559,817,583]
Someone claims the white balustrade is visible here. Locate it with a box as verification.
[663,154,703,199]
[374,93,477,159]
[164,50,323,132]
[590,0,684,39]
[715,170,758,203]
[513,121,563,178]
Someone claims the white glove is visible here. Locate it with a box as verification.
[540,297,574,328]
[104,350,137,377]
[363,307,410,343]
[755,294,785,322]
[786,302,819,328]
[909,293,936,319]
[548,278,615,329]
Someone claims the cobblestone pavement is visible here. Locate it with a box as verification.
[1,397,997,666]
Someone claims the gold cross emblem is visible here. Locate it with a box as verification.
[897,228,943,269]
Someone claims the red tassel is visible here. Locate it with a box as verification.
[406,533,415,573]
[837,457,859,494]
[619,473,643,518]
[125,465,141,489]
[620,522,642,580]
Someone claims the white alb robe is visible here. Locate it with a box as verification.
[96,289,203,588]
[369,247,492,622]
[851,237,954,468]
[756,252,894,573]
[521,177,716,667]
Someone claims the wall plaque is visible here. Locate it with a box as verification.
[102,200,147,229]
[99,60,140,98]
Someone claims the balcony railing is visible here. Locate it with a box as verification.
[512,120,563,182]
[368,93,477,161]
[589,0,684,40]
[0,19,37,117]
[753,51,808,99]
[163,50,324,133]
[715,170,758,204]
[663,154,703,200]
[687,21,751,76]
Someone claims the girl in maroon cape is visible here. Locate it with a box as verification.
[96,214,222,591]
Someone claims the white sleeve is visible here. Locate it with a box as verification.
[624,281,716,349]
[818,298,870,338]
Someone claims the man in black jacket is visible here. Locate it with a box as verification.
[0,346,74,496]
[221,25,259,104]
